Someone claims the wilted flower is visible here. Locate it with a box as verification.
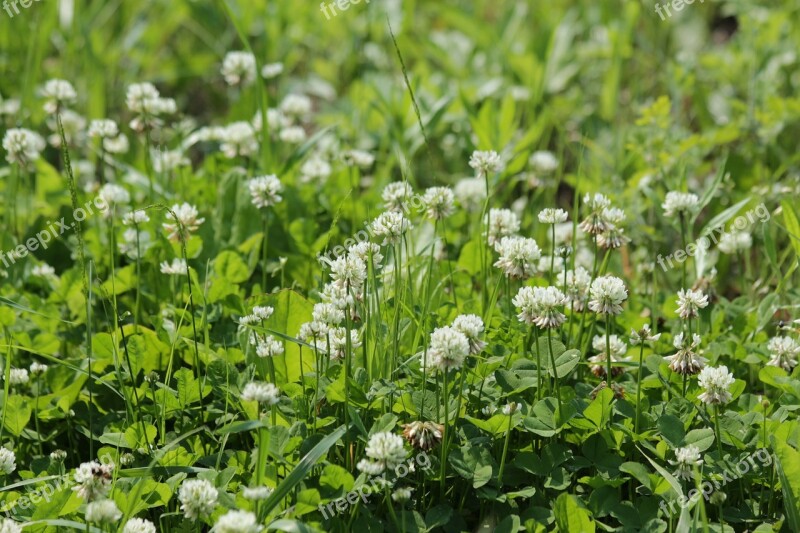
[356,432,407,475]
[697,365,735,405]
[163,203,205,241]
[485,208,520,247]
[73,460,114,501]
[178,479,218,521]
[579,193,612,234]
[766,336,800,372]
[670,445,703,481]
[428,326,470,371]
[664,332,706,375]
[402,421,444,451]
[676,289,709,319]
[0,448,16,475]
[421,187,455,220]
[241,382,281,405]
[588,276,628,315]
[248,174,283,208]
[662,191,699,217]
[452,314,486,354]
[221,51,257,86]
[469,150,503,178]
[493,236,541,279]
[85,499,122,524]
[590,334,628,377]
[630,324,661,345]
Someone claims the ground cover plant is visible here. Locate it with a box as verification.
[1,0,800,531]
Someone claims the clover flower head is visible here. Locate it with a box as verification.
[241,382,281,405]
[221,51,257,86]
[493,236,541,279]
[427,326,470,371]
[211,510,262,533]
[697,365,735,405]
[676,289,709,319]
[670,445,703,481]
[538,208,568,224]
[588,276,628,315]
[469,150,503,177]
[452,314,486,354]
[85,499,122,524]
[371,211,411,245]
[421,186,456,220]
[178,478,218,521]
[381,182,415,212]
[357,432,407,475]
[248,174,283,208]
[662,191,699,217]
[485,208,520,247]
[512,286,568,328]
[766,336,800,372]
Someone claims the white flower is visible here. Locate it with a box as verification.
[529,150,558,173]
[697,365,735,405]
[452,314,486,354]
[31,264,56,278]
[485,208,520,247]
[630,324,661,345]
[85,499,122,524]
[163,203,205,241]
[160,258,187,276]
[219,121,258,158]
[221,51,257,86]
[665,332,706,375]
[342,149,375,169]
[564,266,591,311]
[7,369,28,386]
[454,177,486,211]
[46,109,86,148]
[50,450,67,462]
[662,191,699,217]
[767,336,800,372]
[512,286,568,328]
[329,255,367,292]
[501,402,522,415]
[0,448,16,475]
[0,98,20,116]
[125,82,173,123]
[251,306,273,320]
[279,125,306,144]
[72,460,114,501]
[3,128,46,166]
[152,148,189,173]
[88,119,119,139]
[241,382,281,405]
[318,327,362,360]
[299,157,331,183]
[718,231,752,254]
[103,133,130,154]
[589,334,629,377]
[538,208,568,224]
[39,79,77,113]
[242,485,273,500]
[261,62,284,79]
[382,182,414,212]
[670,445,703,481]
[357,432,407,475]
[347,242,384,267]
[212,510,262,533]
[428,326,470,371]
[123,210,150,225]
[29,362,48,375]
[0,519,23,533]
[279,93,312,118]
[248,175,283,208]
[588,276,628,315]
[392,487,414,502]
[122,518,157,533]
[598,207,629,249]
[256,336,284,358]
[469,150,503,178]
[676,289,709,319]
[178,479,218,521]
[371,211,411,245]
[98,183,131,209]
[493,236,541,279]
[421,187,456,220]
[579,193,612,234]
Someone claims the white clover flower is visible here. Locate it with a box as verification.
[221,51,257,86]
[241,382,281,405]
[178,479,218,521]
[279,93,312,118]
[469,150,503,178]
[454,177,486,211]
[319,327,362,360]
[299,157,331,183]
[697,365,735,405]
[122,210,150,225]
[665,332,706,375]
[347,242,384,267]
[538,208,568,224]
[7,369,28,386]
[0,448,16,475]
[589,334,630,378]
[31,264,56,278]
[0,519,23,533]
[98,183,131,210]
[297,321,329,344]
[428,326,470,371]
[419,187,456,220]
[512,286,568,328]
[103,133,130,154]
[598,207,629,249]
[382,182,415,212]
[630,324,661,345]
[371,211,411,245]
[279,125,306,144]
[261,62,284,79]
[46,109,86,147]
[501,402,522,415]
[50,450,67,462]
[0,98,20,116]
[564,266,591,311]
[342,149,375,169]
[125,82,159,113]
[256,336,284,358]
[452,314,486,354]
[219,121,258,158]
[159,258,188,276]
[766,336,800,372]
[718,231,753,254]
[125,83,174,127]
[242,485,273,500]
[662,191,699,217]
[163,203,205,241]
[588,276,628,315]
[578,193,613,235]
[676,289,709,319]
[85,499,122,524]
[152,148,189,173]
[248,175,283,208]
[312,303,345,326]
[493,236,541,279]
[392,487,414,502]
[88,119,119,139]
[357,432,407,475]
[485,208,520,247]
[529,150,558,173]
[3,128,46,166]
[212,510,262,533]
[72,461,114,502]
[29,362,48,375]
[670,445,703,481]
[39,79,77,113]
[592,334,628,359]
[329,255,367,292]
[122,518,157,533]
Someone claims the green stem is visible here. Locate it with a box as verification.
[497,411,514,485]
[635,342,645,433]
[547,329,563,424]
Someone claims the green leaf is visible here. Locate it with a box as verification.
[772,438,800,532]
[781,200,800,259]
[214,250,251,283]
[2,395,32,436]
[683,428,715,452]
[553,493,595,532]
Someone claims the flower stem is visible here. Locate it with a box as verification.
[547,329,563,425]
[497,412,514,485]
[635,342,645,433]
